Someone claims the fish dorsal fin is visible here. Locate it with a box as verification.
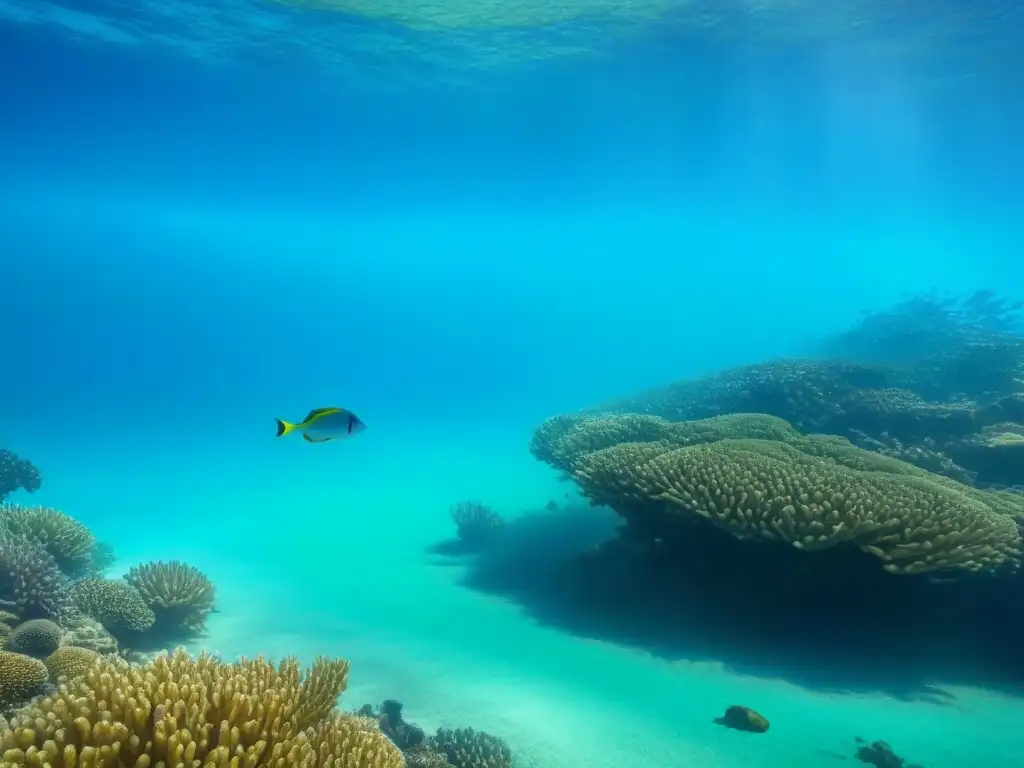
[303,433,332,443]
[302,407,341,424]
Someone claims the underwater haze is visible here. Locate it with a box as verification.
[1,1,1024,767]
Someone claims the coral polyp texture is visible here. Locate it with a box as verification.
[4,619,62,659]
[67,578,155,637]
[0,450,41,504]
[41,645,100,684]
[0,648,402,768]
[534,410,1024,576]
[0,527,72,621]
[124,560,215,636]
[0,651,48,713]
[0,505,96,578]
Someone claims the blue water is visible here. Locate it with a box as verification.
[2,2,1024,766]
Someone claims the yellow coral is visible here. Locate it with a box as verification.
[0,650,47,711]
[0,648,401,768]
[43,646,100,684]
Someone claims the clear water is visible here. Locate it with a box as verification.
[2,2,1023,767]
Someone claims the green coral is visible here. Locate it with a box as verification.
[428,727,512,768]
[123,560,215,636]
[0,505,95,578]
[5,619,61,658]
[68,578,155,636]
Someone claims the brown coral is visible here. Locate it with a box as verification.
[124,560,215,636]
[0,648,401,768]
[0,650,47,712]
[4,619,61,658]
[43,646,99,684]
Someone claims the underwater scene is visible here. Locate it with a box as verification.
[1,1,1023,767]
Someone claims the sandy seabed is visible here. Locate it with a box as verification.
[24,424,1021,767]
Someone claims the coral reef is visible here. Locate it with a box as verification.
[58,612,118,655]
[124,560,216,638]
[429,727,513,768]
[0,648,402,768]
[0,505,95,578]
[67,578,155,638]
[42,645,100,684]
[549,293,1024,491]
[4,620,61,659]
[450,501,504,546]
[0,651,47,713]
[0,450,41,504]
[0,527,72,621]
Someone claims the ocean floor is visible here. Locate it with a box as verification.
[18,423,1022,767]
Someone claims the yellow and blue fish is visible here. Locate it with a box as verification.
[274,407,367,443]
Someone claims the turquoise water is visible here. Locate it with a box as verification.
[2,1,1024,767]
[13,425,1021,766]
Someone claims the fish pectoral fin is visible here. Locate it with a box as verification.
[302,407,342,425]
[303,433,333,443]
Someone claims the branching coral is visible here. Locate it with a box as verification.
[0,505,95,578]
[0,648,402,768]
[124,560,215,637]
[67,578,155,637]
[0,528,72,621]
[450,501,504,545]
[0,451,41,504]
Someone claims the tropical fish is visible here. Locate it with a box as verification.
[273,407,367,443]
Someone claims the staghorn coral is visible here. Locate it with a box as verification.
[450,502,504,546]
[0,527,72,621]
[4,620,61,659]
[0,651,48,713]
[67,579,155,637]
[428,727,512,768]
[0,451,41,504]
[42,646,99,684]
[124,560,215,637]
[0,648,401,768]
[617,438,1021,575]
[0,505,95,578]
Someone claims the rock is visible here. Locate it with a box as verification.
[713,705,769,733]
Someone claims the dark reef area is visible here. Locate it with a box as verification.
[435,291,1024,699]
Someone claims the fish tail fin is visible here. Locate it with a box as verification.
[274,418,297,437]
